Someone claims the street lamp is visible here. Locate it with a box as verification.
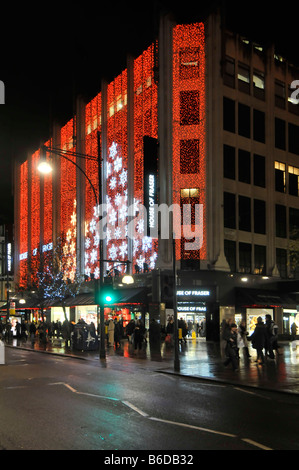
[38,144,107,359]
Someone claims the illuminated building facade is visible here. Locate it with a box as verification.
[13,11,299,338]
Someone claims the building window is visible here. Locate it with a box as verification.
[253,70,265,100]
[180,140,199,174]
[223,56,235,88]
[224,239,236,272]
[179,48,200,80]
[224,192,236,229]
[275,117,286,150]
[180,91,200,125]
[254,154,265,187]
[275,80,286,108]
[275,161,286,192]
[276,248,287,278]
[238,62,250,93]
[239,242,252,273]
[223,145,235,179]
[253,109,265,143]
[288,166,299,196]
[180,189,200,233]
[254,199,266,234]
[239,195,251,232]
[254,245,266,275]
[238,149,251,184]
[238,103,250,138]
[275,204,286,238]
[288,123,299,155]
[289,207,299,239]
[223,97,235,133]
[180,188,200,198]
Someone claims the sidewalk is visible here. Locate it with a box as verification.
[5,337,299,395]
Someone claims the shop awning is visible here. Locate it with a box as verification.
[236,288,297,309]
[53,287,147,307]
[2,287,148,311]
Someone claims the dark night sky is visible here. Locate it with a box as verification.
[0,0,297,224]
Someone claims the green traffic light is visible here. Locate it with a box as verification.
[105,295,112,302]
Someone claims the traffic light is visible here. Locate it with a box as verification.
[161,272,174,308]
[95,286,115,305]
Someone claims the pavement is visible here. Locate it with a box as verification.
[4,336,299,395]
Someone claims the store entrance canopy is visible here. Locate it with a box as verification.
[236,288,297,309]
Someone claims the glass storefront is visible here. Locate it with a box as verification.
[51,306,70,323]
[283,309,299,335]
[246,308,273,335]
[75,305,97,325]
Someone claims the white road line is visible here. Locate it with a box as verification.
[63,383,77,393]
[46,382,272,449]
[242,438,273,450]
[122,401,149,417]
[234,387,271,400]
[149,416,236,438]
[77,391,119,402]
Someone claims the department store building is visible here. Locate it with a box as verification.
[13,10,299,339]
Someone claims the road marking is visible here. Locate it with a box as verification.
[242,438,273,450]
[77,391,119,402]
[47,382,272,449]
[234,387,271,400]
[5,386,27,390]
[149,416,236,438]
[63,383,77,393]
[122,401,149,417]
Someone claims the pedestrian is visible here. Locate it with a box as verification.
[125,319,135,344]
[237,320,251,360]
[223,323,239,371]
[220,317,233,358]
[250,316,267,365]
[265,314,278,360]
[62,319,71,347]
[178,317,187,344]
[29,321,36,345]
[291,321,298,341]
[114,320,122,349]
[133,319,144,352]
[107,318,115,346]
[165,316,174,346]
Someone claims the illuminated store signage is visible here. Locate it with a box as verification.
[177,290,210,297]
[177,305,207,312]
[143,136,158,236]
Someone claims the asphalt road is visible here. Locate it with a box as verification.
[0,347,298,452]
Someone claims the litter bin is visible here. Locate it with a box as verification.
[0,340,5,364]
[72,324,99,351]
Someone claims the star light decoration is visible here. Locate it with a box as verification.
[83,141,158,278]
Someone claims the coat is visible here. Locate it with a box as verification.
[250,322,267,350]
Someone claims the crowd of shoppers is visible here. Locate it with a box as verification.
[221,314,281,371]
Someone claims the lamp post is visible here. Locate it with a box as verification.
[172,235,180,372]
[38,144,107,359]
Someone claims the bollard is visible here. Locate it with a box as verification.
[0,339,5,364]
